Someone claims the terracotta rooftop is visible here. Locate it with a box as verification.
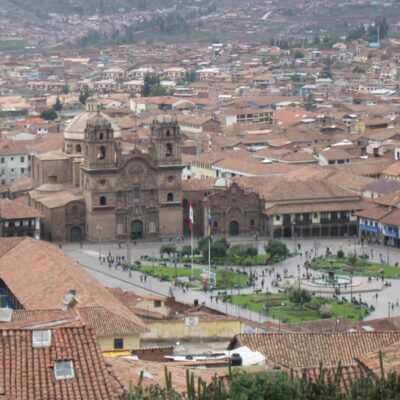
[105,357,217,396]
[228,332,400,368]
[380,208,400,226]
[372,192,400,207]
[260,180,356,202]
[264,199,366,215]
[0,198,42,219]
[356,341,400,377]
[0,238,148,334]
[0,326,121,400]
[356,204,392,220]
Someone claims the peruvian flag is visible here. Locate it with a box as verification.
[189,199,194,232]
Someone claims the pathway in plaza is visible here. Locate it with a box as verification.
[63,236,400,325]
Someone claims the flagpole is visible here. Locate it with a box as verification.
[208,235,211,285]
[189,198,194,279]
[190,227,193,279]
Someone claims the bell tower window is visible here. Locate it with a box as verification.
[100,196,107,206]
[166,144,172,157]
[98,146,106,160]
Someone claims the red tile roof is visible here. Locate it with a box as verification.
[0,198,42,219]
[0,238,148,334]
[0,326,122,399]
[229,332,400,368]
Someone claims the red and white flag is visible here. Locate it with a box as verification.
[189,199,194,232]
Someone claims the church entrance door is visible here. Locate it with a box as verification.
[229,221,239,236]
[131,220,143,239]
[70,226,82,242]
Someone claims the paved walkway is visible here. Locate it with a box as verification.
[63,236,400,324]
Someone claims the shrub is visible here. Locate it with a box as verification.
[288,288,312,304]
[337,250,344,258]
[319,303,333,318]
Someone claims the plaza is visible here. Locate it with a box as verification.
[63,236,400,325]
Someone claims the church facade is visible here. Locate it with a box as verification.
[28,100,183,242]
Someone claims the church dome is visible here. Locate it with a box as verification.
[213,176,232,188]
[64,99,121,141]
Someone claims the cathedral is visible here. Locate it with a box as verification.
[27,99,184,242]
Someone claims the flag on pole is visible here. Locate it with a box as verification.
[207,205,212,236]
[189,199,194,232]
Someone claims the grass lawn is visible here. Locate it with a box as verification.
[315,257,400,279]
[137,265,249,289]
[220,293,371,323]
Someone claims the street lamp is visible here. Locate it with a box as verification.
[96,224,103,260]
[297,264,301,289]
[278,302,285,331]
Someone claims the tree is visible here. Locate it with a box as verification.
[353,66,365,74]
[160,244,177,258]
[264,240,289,260]
[61,84,69,94]
[198,237,230,260]
[228,243,258,265]
[52,96,63,112]
[149,86,167,96]
[40,109,57,121]
[179,245,192,257]
[294,50,304,59]
[288,288,312,304]
[79,85,91,105]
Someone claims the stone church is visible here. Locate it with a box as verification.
[27,99,183,242]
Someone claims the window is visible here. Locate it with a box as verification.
[98,146,106,160]
[168,175,174,183]
[54,360,74,380]
[133,188,140,200]
[213,221,218,228]
[250,219,255,226]
[10,157,13,161]
[154,300,162,308]
[76,144,81,153]
[20,156,24,163]
[100,196,107,206]
[313,213,318,218]
[21,168,25,174]
[0,158,4,164]
[167,193,174,202]
[275,215,280,221]
[99,132,104,140]
[114,338,124,349]
[72,206,78,216]
[32,330,52,347]
[100,179,106,186]
[165,143,172,157]
[166,130,170,137]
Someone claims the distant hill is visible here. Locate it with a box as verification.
[0,0,175,16]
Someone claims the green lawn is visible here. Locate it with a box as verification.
[220,293,371,323]
[315,257,400,279]
[137,265,249,289]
